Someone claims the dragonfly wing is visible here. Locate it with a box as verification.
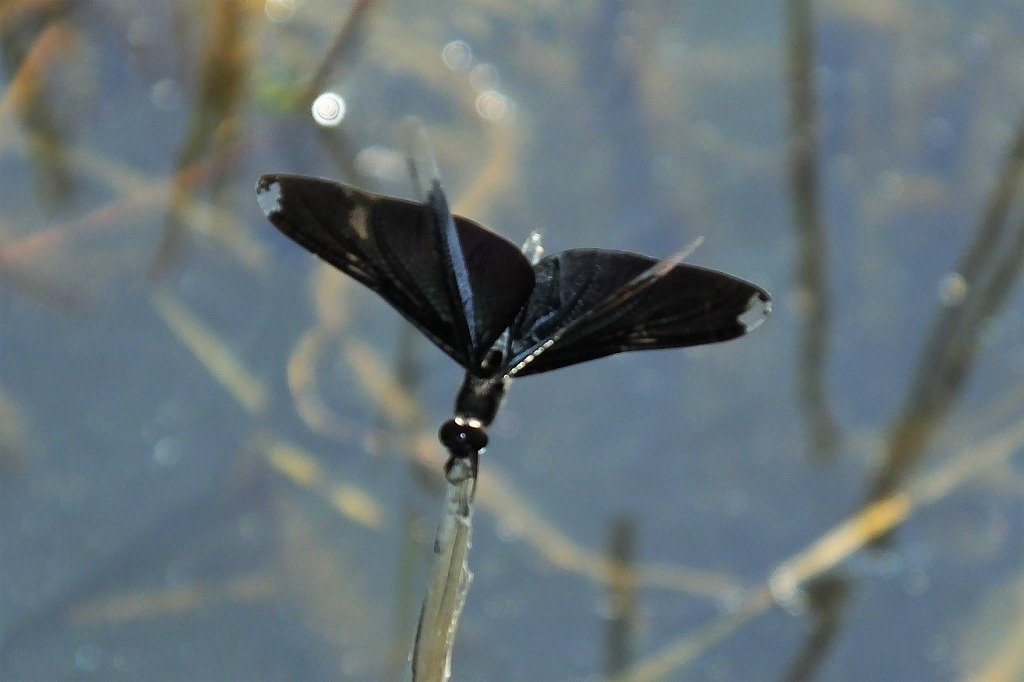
[257,174,534,369]
[506,249,770,376]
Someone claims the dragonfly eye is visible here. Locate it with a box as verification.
[439,417,488,456]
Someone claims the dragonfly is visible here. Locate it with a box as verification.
[256,173,771,483]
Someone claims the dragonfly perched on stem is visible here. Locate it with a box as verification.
[256,171,771,484]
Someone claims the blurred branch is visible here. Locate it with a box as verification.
[0,387,34,477]
[150,0,249,278]
[0,17,77,209]
[0,19,70,147]
[867,113,1024,511]
[0,143,262,308]
[786,0,839,461]
[619,413,1024,681]
[783,574,850,682]
[604,516,639,679]
[299,0,378,106]
[151,289,268,416]
[0,0,73,27]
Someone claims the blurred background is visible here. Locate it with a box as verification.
[1,1,1022,680]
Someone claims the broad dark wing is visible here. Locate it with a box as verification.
[505,249,770,376]
[257,174,534,369]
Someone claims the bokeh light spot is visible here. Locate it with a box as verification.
[442,40,473,71]
[311,92,346,127]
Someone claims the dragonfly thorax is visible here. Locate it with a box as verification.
[453,371,508,426]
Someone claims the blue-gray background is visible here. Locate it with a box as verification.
[1,1,1022,680]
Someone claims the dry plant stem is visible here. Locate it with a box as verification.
[617,415,1024,682]
[150,0,248,279]
[868,114,1024,505]
[412,474,476,682]
[604,517,639,678]
[786,0,838,460]
[300,0,377,105]
[151,289,268,415]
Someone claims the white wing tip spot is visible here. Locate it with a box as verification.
[740,292,771,332]
[256,179,283,217]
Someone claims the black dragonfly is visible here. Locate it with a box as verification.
[256,174,770,483]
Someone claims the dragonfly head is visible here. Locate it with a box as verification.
[439,415,488,482]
